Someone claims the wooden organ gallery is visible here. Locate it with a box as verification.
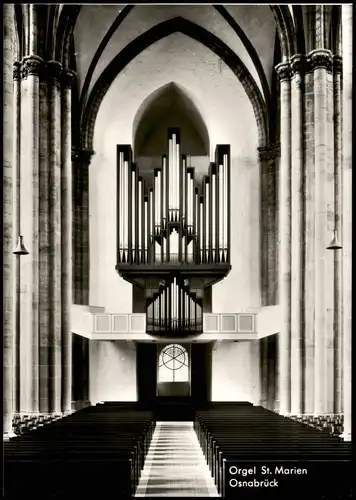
[116,128,231,336]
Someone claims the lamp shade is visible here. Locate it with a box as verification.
[326,229,342,250]
[13,235,29,255]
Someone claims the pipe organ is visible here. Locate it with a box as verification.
[116,127,231,337]
[146,276,203,335]
[117,128,231,265]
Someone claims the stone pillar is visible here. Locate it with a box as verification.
[258,144,280,307]
[251,340,261,406]
[332,55,343,415]
[275,61,292,416]
[81,159,90,305]
[61,68,76,413]
[38,61,50,414]
[341,5,352,442]
[303,63,315,415]
[72,148,93,305]
[13,61,21,414]
[326,59,336,414]
[260,338,268,408]
[47,61,63,414]
[3,3,15,439]
[308,49,333,415]
[20,54,42,414]
[290,55,304,415]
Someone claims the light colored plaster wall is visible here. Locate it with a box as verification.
[211,340,259,402]
[89,33,260,314]
[89,340,137,404]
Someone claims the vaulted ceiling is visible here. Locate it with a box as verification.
[73,4,278,115]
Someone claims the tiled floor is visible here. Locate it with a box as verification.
[135,421,220,497]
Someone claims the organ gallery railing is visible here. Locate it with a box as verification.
[146,276,203,335]
[117,128,231,266]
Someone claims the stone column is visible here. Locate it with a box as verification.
[251,340,261,406]
[47,61,63,414]
[20,54,42,414]
[3,3,15,439]
[332,55,343,415]
[13,61,21,414]
[290,55,304,415]
[308,49,333,415]
[303,63,315,415]
[61,68,76,413]
[72,148,93,305]
[341,5,352,442]
[260,338,268,408]
[38,62,50,414]
[275,61,292,416]
[258,144,280,307]
[81,158,90,305]
[326,60,335,414]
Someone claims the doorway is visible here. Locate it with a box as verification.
[136,342,213,407]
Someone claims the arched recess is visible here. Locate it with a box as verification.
[133,82,210,159]
[80,16,269,152]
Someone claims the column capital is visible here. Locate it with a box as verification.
[333,55,343,75]
[62,68,77,89]
[13,61,21,81]
[275,61,292,81]
[71,147,95,165]
[21,55,44,79]
[290,54,306,75]
[258,143,281,162]
[45,60,63,88]
[306,49,333,73]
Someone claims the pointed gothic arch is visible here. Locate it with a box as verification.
[80,16,269,152]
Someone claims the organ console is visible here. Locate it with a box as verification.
[116,127,231,336]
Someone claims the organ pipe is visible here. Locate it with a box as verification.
[200,200,204,262]
[205,180,210,262]
[138,179,142,261]
[132,169,136,261]
[212,173,216,260]
[117,134,230,266]
[182,156,186,220]
[147,277,202,334]
[219,163,223,262]
[162,156,167,226]
[223,153,228,260]
[144,197,148,263]
[149,189,153,238]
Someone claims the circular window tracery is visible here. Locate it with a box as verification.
[158,344,189,383]
[159,344,188,371]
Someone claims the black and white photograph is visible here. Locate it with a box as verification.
[2,3,353,499]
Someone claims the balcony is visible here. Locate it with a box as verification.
[72,305,281,341]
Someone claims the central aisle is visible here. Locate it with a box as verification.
[135,421,220,497]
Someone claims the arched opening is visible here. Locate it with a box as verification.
[157,343,190,397]
[133,82,210,174]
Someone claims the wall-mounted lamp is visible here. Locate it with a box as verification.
[326,229,342,250]
[13,235,29,255]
